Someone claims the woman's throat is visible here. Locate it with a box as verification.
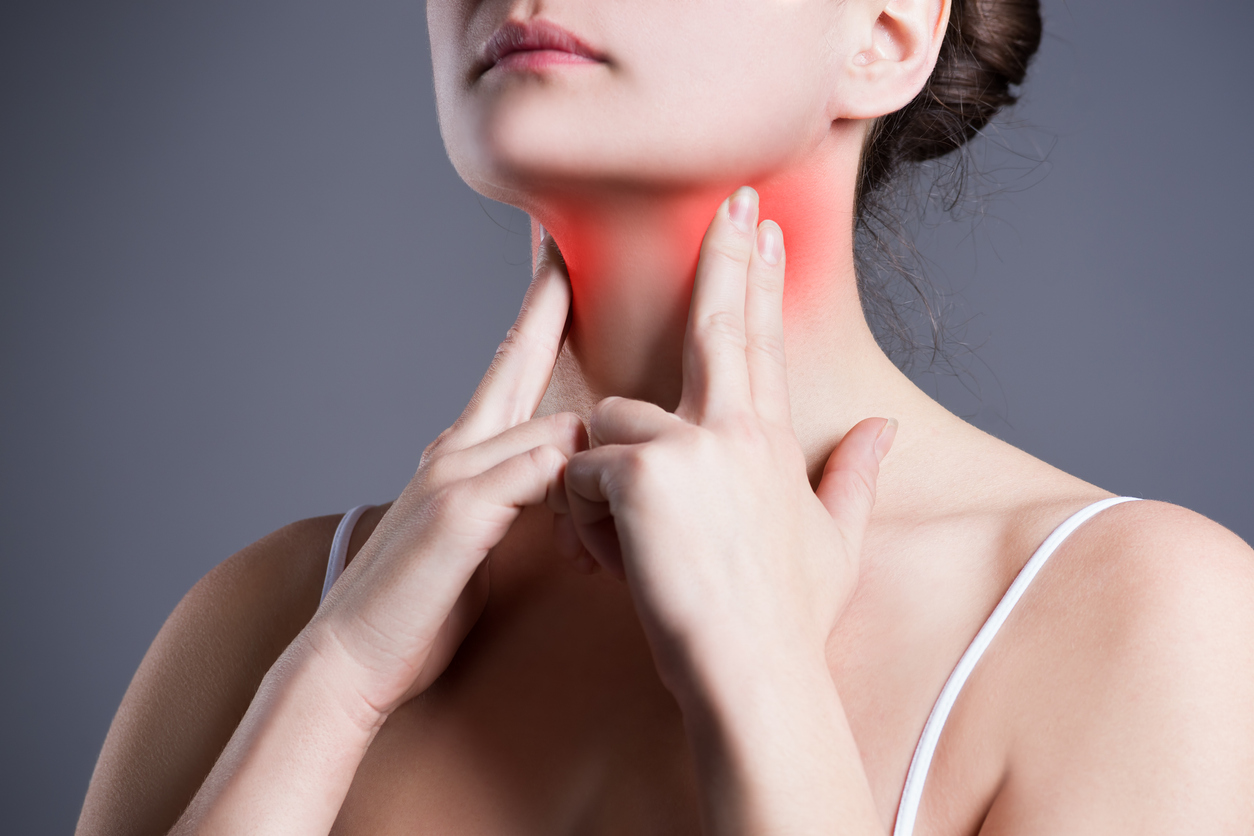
[528,175,864,410]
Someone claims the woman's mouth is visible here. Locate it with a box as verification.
[477,18,607,76]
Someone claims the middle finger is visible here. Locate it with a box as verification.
[433,411,587,487]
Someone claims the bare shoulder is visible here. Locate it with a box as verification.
[76,506,388,836]
[1044,499,1254,653]
[1041,498,1254,615]
[982,499,1254,833]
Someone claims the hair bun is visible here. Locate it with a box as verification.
[854,0,1042,367]
[859,0,1043,202]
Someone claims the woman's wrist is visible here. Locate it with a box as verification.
[676,647,884,836]
[664,624,829,717]
[169,628,387,835]
[676,640,835,758]
[288,621,394,736]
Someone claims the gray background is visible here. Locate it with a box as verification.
[2,0,1251,831]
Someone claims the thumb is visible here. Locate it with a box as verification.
[815,417,897,545]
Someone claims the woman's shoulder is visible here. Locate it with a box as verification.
[160,508,378,672]
[982,498,1254,830]
[1057,497,1254,699]
[76,506,388,836]
[1074,496,1251,579]
[1030,496,1254,634]
[167,502,394,656]
[961,425,1252,611]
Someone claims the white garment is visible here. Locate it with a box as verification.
[318,503,372,604]
[891,495,1142,834]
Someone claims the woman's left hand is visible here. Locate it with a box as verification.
[551,185,896,702]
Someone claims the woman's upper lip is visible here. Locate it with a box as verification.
[477,19,606,75]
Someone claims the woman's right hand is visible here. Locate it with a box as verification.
[157,237,583,836]
[301,233,585,723]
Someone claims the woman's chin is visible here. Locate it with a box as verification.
[453,147,752,217]
[448,114,719,205]
[455,156,650,215]
[445,130,589,209]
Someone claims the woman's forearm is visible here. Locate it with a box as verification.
[680,650,886,836]
[169,628,385,836]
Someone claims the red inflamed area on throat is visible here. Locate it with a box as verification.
[535,185,855,325]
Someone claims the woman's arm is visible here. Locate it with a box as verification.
[679,650,884,836]
[978,502,1254,834]
[165,619,389,835]
[77,237,586,835]
[75,514,340,836]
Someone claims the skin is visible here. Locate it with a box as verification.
[77,0,1254,834]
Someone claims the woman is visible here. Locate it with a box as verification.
[77,0,1254,833]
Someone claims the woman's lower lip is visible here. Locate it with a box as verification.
[490,49,603,72]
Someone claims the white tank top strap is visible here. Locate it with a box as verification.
[891,495,1143,836]
[319,504,374,605]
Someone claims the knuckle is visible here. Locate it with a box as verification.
[746,331,787,367]
[422,451,462,487]
[528,443,565,472]
[589,395,621,428]
[496,325,532,359]
[749,257,785,288]
[546,411,586,446]
[623,444,661,483]
[649,434,697,476]
[590,396,615,423]
[704,238,750,270]
[427,483,473,526]
[419,428,455,471]
[555,410,585,433]
[844,469,877,511]
[698,310,747,348]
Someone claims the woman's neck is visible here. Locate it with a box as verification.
[528,149,952,488]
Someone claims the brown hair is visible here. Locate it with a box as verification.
[855,0,1043,366]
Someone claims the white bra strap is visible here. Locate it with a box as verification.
[891,495,1143,836]
[319,504,374,605]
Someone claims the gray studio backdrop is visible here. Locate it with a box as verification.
[2,1,1251,831]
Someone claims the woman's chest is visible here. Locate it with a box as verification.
[330,533,1011,835]
[333,568,704,834]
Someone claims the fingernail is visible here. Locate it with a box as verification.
[874,417,898,463]
[728,187,756,233]
[757,224,782,265]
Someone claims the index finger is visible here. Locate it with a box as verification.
[456,233,572,445]
[678,187,759,422]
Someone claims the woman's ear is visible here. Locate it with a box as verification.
[832,0,951,120]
